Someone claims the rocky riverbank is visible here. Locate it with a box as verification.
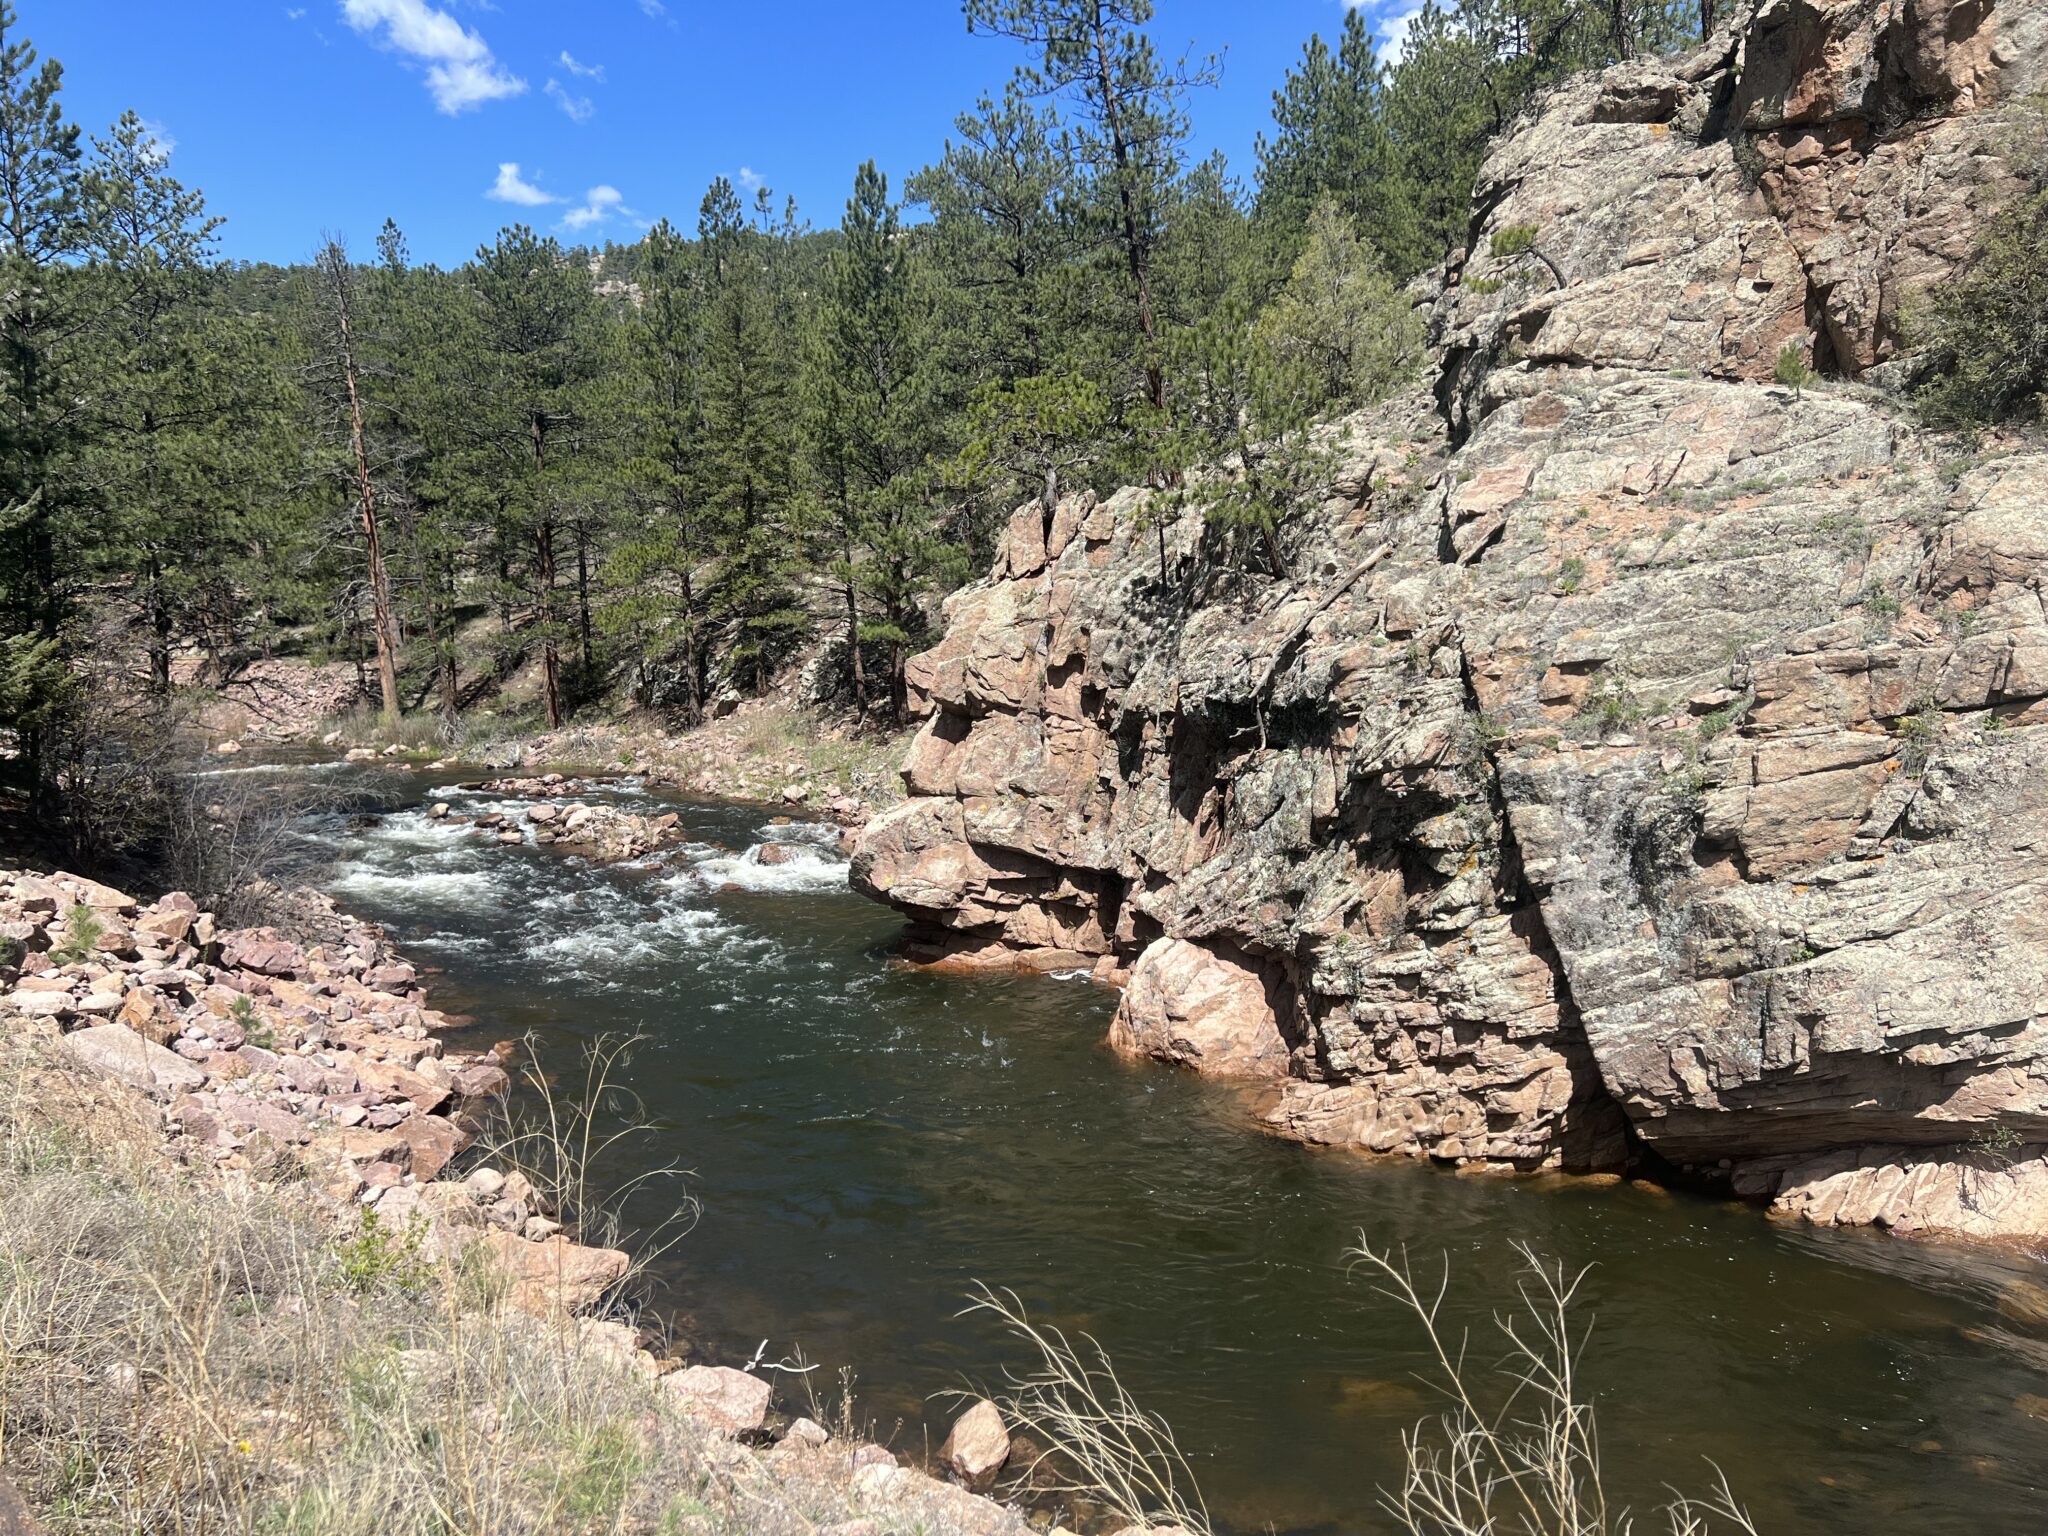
[441,772,869,861]
[291,702,913,824]
[853,0,2048,1246]
[0,866,1106,1535]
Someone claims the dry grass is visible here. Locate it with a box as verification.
[1351,1239,1760,1536]
[482,1032,700,1285]
[0,1031,1027,1536]
[961,1283,1213,1536]
[322,704,461,752]
[0,1033,666,1536]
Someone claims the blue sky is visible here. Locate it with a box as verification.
[35,0,1418,267]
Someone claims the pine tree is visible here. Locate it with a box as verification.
[966,0,1218,414]
[1256,13,1420,277]
[367,219,469,723]
[84,112,294,695]
[956,371,1111,529]
[909,84,1090,390]
[1161,289,1325,577]
[696,180,807,695]
[469,225,604,729]
[0,0,86,797]
[607,217,718,722]
[802,162,958,720]
[305,236,403,722]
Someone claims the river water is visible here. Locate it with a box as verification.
[274,763,2048,1535]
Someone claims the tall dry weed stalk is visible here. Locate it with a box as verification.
[1351,1238,1760,1536]
[960,1282,1212,1536]
[481,1032,699,1288]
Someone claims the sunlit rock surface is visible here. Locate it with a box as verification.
[856,0,2048,1237]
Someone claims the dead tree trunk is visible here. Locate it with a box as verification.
[318,242,402,724]
[530,415,563,729]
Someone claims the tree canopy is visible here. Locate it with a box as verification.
[0,0,1727,844]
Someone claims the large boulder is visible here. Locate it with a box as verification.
[59,1023,205,1097]
[481,1231,628,1317]
[1107,939,1290,1079]
[219,931,308,978]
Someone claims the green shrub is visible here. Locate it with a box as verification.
[1258,198,1425,412]
[230,993,276,1050]
[1575,671,1643,737]
[335,1210,431,1295]
[1697,695,1753,740]
[1489,223,1539,259]
[49,905,104,967]
[1773,340,1817,399]
[1973,1120,2025,1166]
[1897,700,1944,775]
[1915,177,2048,428]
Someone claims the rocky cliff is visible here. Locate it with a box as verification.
[854,0,2048,1242]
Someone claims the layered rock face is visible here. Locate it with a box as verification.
[855,0,2048,1237]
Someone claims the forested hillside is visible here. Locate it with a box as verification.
[0,0,1728,851]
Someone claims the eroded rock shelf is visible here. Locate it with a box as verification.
[853,0,2048,1243]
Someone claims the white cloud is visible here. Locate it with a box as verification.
[138,118,177,164]
[561,184,641,232]
[736,166,763,191]
[286,6,306,17]
[544,78,595,121]
[637,0,668,17]
[340,0,526,114]
[488,162,559,206]
[1344,0,1424,62]
[1375,3,1423,61]
[558,50,604,80]
[561,185,622,230]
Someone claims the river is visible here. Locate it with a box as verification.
[273,761,2048,1535]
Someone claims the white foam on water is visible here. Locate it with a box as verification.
[327,862,505,909]
[692,842,850,894]
[753,819,842,847]
[320,805,522,911]
[308,778,860,999]
[374,809,497,849]
[407,930,493,955]
[513,873,766,985]
[195,758,354,779]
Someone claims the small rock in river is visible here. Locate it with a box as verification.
[941,1397,1010,1489]
[663,1364,771,1437]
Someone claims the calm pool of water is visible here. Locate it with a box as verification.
[286,764,2048,1535]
